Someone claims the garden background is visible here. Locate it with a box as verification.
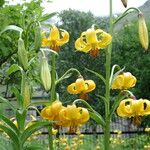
[0,0,150,149]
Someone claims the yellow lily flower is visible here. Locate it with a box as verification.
[75,26,112,57]
[41,25,69,52]
[67,77,96,94]
[41,100,64,122]
[59,104,89,132]
[112,72,137,90]
[117,98,150,125]
[67,77,96,100]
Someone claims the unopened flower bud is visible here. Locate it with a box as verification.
[21,75,30,108]
[138,13,149,51]
[40,55,51,91]
[18,38,28,70]
[121,0,127,8]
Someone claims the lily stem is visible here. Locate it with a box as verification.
[50,53,56,102]
[103,0,113,149]
[48,53,56,150]
[48,125,53,150]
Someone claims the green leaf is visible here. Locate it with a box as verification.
[96,95,108,104]
[109,64,125,87]
[85,68,106,85]
[0,124,19,150]
[89,111,105,127]
[40,12,57,22]
[0,115,19,135]
[73,99,105,127]
[11,87,23,108]
[109,90,134,117]
[21,121,51,146]
[0,96,16,111]
[6,64,20,76]
[56,68,81,85]
[30,101,50,106]
[16,109,27,132]
[0,25,23,35]
[40,48,58,55]
[24,145,45,150]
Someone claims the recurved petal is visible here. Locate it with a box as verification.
[77,107,89,124]
[67,83,79,94]
[75,78,88,93]
[57,29,69,46]
[137,99,150,115]
[41,32,49,47]
[41,106,54,120]
[83,80,96,93]
[65,105,81,120]
[75,38,91,52]
[117,99,134,117]
[49,25,60,40]
[86,28,98,43]
[123,72,137,89]
[98,31,112,49]
[51,100,63,115]
[112,75,124,89]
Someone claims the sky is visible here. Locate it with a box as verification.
[42,0,148,16]
[8,0,148,16]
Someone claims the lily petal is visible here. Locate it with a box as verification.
[75,38,91,52]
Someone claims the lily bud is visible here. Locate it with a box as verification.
[121,0,127,8]
[40,55,51,91]
[138,13,149,51]
[21,75,30,108]
[18,38,28,70]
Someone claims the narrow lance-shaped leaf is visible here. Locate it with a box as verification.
[73,99,105,127]
[0,114,19,135]
[21,121,51,145]
[89,111,105,127]
[85,68,106,85]
[6,64,20,76]
[0,124,20,150]
[16,109,27,133]
[0,25,23,35]
[0,96,16,111]
[40,12,57,22]
[34,23,41,52]
[11,87,23,109]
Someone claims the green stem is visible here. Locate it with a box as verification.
[103,0,113,149]
[48,52,56,150]
[25,21,35,50]
[113,7,141,25]
[56,68,81,85]
[50,53,56,102]
[48,125,53,150]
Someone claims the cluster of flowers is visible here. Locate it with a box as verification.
[112,72,150,124]
[41,25,112,57]
[41,23,150,128]
[41,100,89,132]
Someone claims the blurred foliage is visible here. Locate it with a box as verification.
[0,0,56,97]
[112,21,150,99]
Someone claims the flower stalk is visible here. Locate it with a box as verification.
[103,0,113,149]
[50,53,56,102]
